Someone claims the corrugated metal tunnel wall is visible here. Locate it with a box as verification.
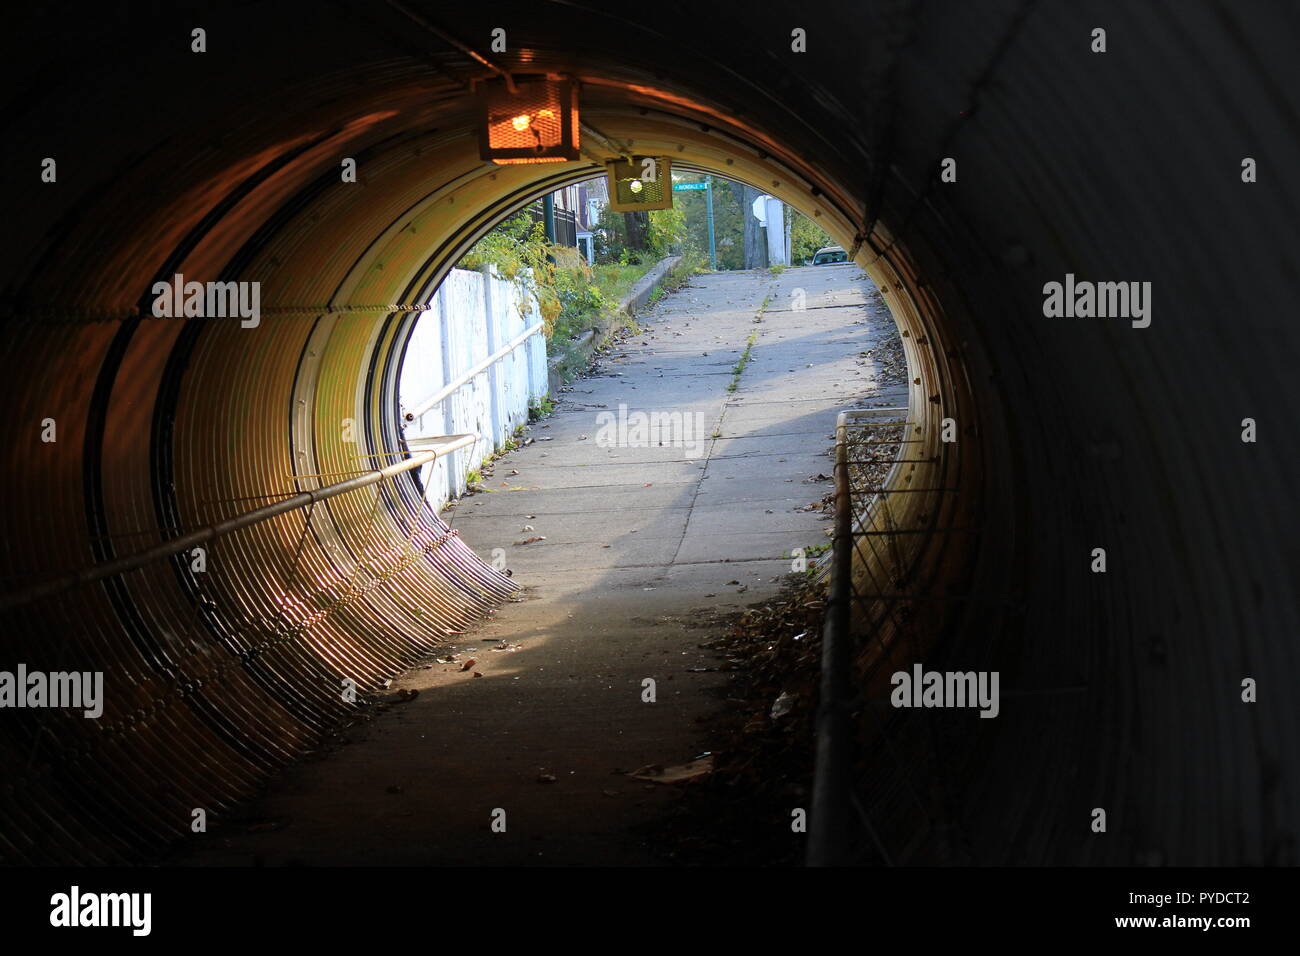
[0,0,1296,864]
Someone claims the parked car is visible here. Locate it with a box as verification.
[811,245,850,265]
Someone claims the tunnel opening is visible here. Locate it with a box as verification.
[1,96,967,863]
[390,164,913,516]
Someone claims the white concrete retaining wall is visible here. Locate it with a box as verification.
[399,266,549,510]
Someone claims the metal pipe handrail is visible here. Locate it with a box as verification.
[807,407,908,867]
[807,411,856,866]
[406,321,545,421]
[0,433,478,613]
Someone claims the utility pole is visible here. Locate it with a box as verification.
[542,192,557,264]
[542,192,557,243]
[705,175,717,270]
[784,204,792,266]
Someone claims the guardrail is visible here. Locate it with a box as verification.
[807,407,908,866]
[0,433,477,613]
[0,428,514,863]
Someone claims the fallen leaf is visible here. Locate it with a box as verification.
[630,756,714,784]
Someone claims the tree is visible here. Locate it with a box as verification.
[623,211,649,251]
[789,211,834,265]
[728,180,767,269]
[646,206,687,258]
[595,208,648,263]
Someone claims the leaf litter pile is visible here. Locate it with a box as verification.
[646,570,829,865]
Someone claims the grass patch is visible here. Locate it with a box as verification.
[726,329,760,393]
[660,251,706,293]
[550,261,656,346]
[591,261,656,300]
[528,396,556,422]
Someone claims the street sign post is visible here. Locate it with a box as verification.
[705,177,716,269]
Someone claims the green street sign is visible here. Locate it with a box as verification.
[672,182,708,191]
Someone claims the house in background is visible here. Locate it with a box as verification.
[528,176,608,262]
[575,175,608,262]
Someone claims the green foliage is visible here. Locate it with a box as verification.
[459,214,561,330]
[593,202,689,264]
[589,262,651,299]
[457,191,703,358]
[550,260,659,343]
[553,262,608,336]
[672,176,744,270]
[460,214,620,342]
[459,213,546,280]
[789,210,834,265]
[528,396,556,421]
[658,250,705,296]
[594,209,630,263]
[727,328,759,392]
[594,209,654,265]
[647,206,687,258]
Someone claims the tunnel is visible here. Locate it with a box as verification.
[0,0,1297,867]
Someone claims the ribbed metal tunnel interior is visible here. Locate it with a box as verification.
[1,1,1297,865]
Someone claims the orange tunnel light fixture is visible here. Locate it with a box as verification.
[477,75,580,164]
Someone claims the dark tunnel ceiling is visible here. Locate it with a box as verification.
[0,1,1298,864]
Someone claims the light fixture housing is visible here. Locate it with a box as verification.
[605,156,673,211]
[477,75,580,164]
